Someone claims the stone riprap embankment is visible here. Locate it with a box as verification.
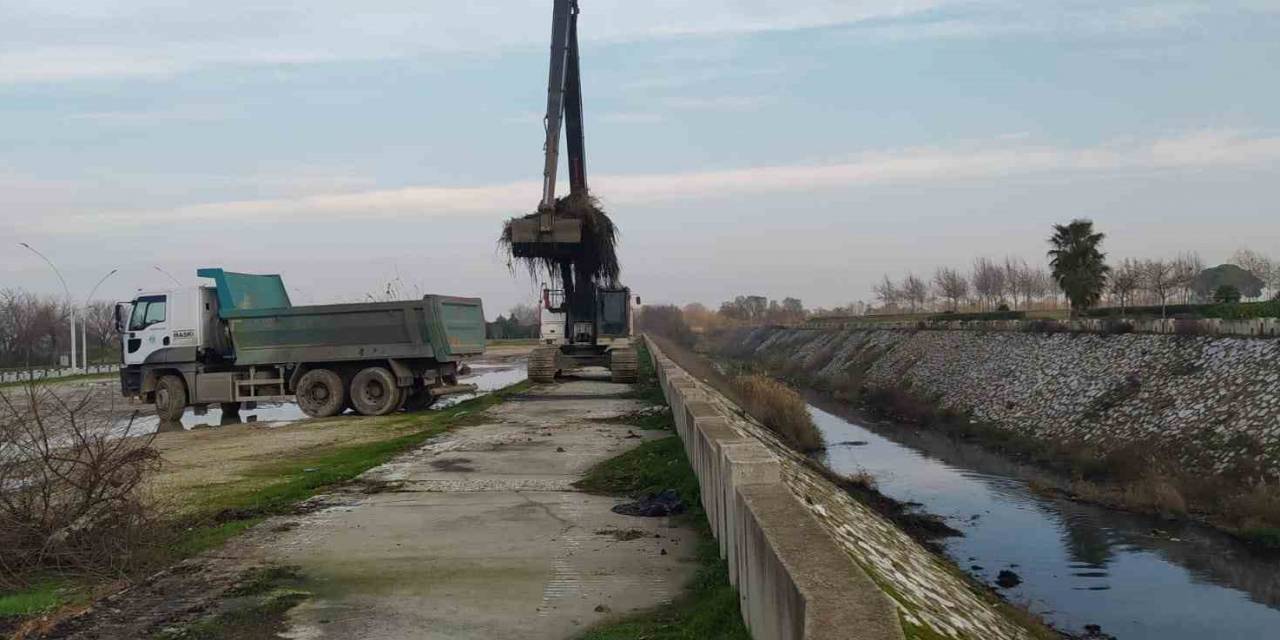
[647,338,1036,640]
[720,326,1280,477]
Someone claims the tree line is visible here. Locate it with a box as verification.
[871,221,1280,316]
[0,290,116,369]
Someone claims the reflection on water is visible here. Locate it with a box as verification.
[128,363,528,434]
[810,399,1280,639]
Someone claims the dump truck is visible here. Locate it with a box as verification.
[115,268,486,420]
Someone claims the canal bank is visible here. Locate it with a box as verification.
[681,327,1280,638]
[645,336,1045,640]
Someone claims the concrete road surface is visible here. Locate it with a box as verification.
[272,373,699,639]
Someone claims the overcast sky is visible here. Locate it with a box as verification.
[3,0,1278,316]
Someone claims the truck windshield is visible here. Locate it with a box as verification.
[129,296,167,330]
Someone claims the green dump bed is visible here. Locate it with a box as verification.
[221,297,485,367]
[198,267,484,367]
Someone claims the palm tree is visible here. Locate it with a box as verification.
[1047,219,1110,314]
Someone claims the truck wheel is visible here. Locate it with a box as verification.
[528,347,558,383]
[296,369,346,418]
[350,367,403,416]
[154,375,188,421]
[609,348,639,384]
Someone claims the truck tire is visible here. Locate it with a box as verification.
[296,369,345,418]
[528,347,558,383]
[609,348,639,384]
[350,367,403,416]
[154,375,187,421]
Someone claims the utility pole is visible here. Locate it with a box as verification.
[19,242,75,370]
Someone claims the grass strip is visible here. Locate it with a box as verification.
[574,342,749,640]
[0,381,531,619]
[177,381,531,553]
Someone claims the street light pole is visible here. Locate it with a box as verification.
[154,266,183,287]
[18,242,75,370]
[81,269,119,370]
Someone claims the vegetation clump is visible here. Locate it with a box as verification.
[575,353,749,640]
[500,192,620,311]
[730,374,824,453]
[0,383,165,592]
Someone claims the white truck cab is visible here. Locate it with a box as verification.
[116,287,226,366]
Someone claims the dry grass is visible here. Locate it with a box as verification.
[730,374,824,453]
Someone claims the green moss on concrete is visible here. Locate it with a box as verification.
[155,567,309,640]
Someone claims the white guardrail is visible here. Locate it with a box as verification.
[0,364,120,384]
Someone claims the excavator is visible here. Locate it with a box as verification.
[504,0,639,384]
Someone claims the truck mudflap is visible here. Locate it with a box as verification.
[430,383,479,398]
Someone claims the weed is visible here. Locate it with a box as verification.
[0,580,68,618]
[730,374,824,452]
[573,402,748,640]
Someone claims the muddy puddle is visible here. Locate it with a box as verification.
[118,363,528,434]
[807,397,1280,639]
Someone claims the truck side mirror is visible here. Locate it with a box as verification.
[634,296,641,305]
[114,303,130,333]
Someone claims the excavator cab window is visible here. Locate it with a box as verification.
[597,289,629,337]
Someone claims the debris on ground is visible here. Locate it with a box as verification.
[995,569,1022,589]
[612,489,686,517]
[595,528,649,541]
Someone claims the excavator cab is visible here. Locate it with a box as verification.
[531,284,638,383]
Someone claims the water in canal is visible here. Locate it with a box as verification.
[808,397,1280,639]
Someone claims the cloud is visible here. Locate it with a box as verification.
[0,0,951,83]
[18,129,1279,234]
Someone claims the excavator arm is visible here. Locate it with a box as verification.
[538,0,588,224]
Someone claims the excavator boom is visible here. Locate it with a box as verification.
[540,0,588,212]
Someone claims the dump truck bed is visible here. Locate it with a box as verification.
[222,296,485,367]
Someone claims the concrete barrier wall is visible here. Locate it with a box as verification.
[647,338,903,640]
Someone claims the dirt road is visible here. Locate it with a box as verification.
[46,369,698,640]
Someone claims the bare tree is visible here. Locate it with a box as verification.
[1141,259,1177,318]
[1170,252,1204,304]
[508,303,540,326]
[901,274,929,312]
[1110,259,1143,313]
[971,258,1006,311]
[83,301,118,365]
[932,267,969,311]
[873,275,900,312]
[1028,267,1054,308]
[1231,248,1278,299]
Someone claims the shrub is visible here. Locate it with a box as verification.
[0,383,164,589]
[636,305,696,347]
[1025,319,1067,334]
[730,375,824,452]
[1214,285,1243,304]
[927,310,1025,322]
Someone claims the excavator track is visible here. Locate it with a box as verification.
[528,346,560,383]
[609,347,639,384]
